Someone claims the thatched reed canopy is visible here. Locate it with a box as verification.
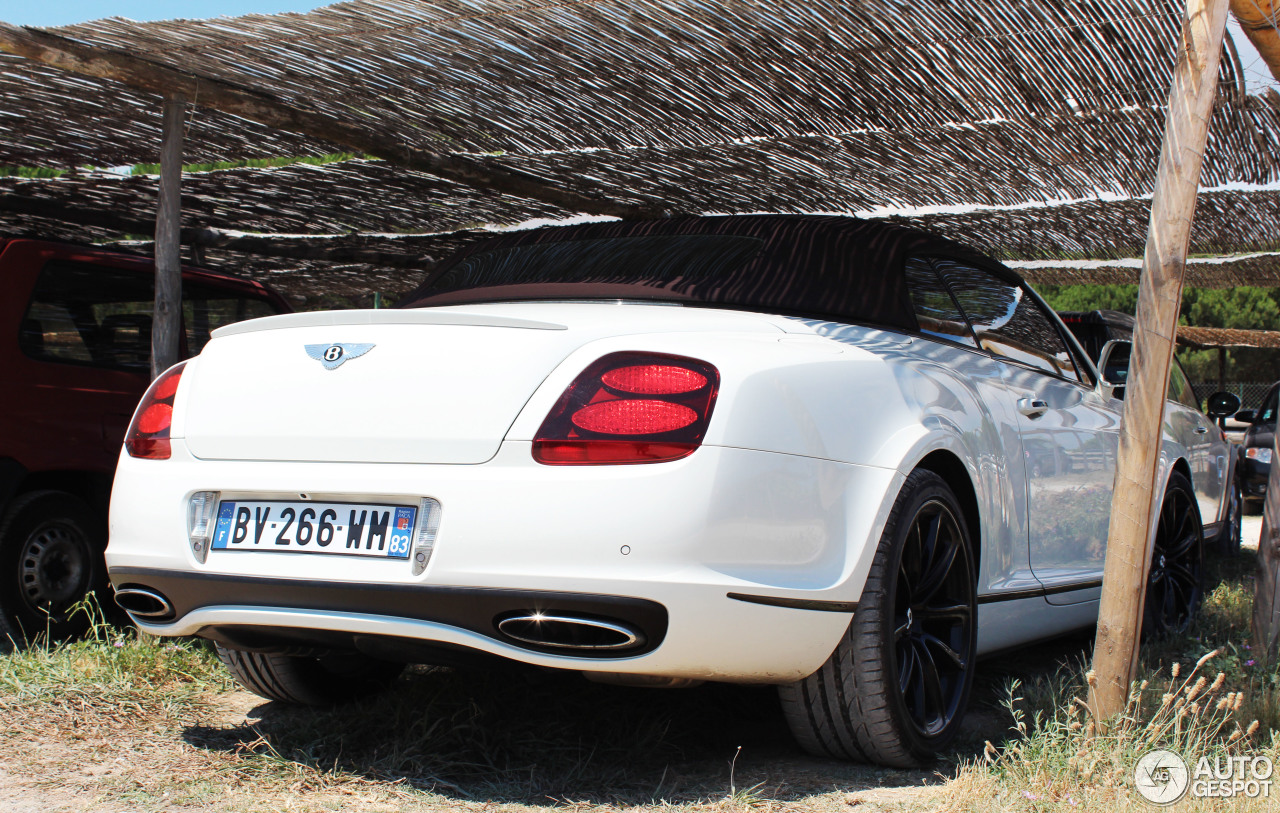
[1178,325,1280,349]
[2,161,1277,301]
[0,0,1278,301]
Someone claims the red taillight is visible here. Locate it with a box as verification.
[534,352,719,465]
[571,400,698,434]
[601,365,708,395]
[125,362,187,460]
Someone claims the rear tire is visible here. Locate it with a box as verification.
[1212,479,1242,556]
[1143,472,1204,638]
[215,644,405,706]
[0,491,106,644]
[779,469,976,766]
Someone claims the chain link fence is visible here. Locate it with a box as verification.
[1192,381,1274,409]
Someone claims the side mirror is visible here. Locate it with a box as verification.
[1234,409,1257,424]
[1097,339,1131,397]
[1205,392,1242,419]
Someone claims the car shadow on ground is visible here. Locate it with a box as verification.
[180,634,1094,805]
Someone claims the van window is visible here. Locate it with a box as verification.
[21,261,280,370]
[20,262,155,371]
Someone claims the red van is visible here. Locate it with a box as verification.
[0,239,290,642]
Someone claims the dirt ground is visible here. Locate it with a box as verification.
[0,676,961,813]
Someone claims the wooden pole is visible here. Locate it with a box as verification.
[1089,0,1230,720]
[1231,0,1280,81]
[152,93,185,381]
[1253,430,1280,658]
[0,22,665,220]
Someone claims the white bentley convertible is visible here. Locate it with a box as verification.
[106,215,1238,766]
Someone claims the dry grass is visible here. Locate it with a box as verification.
[940,550,1280,812]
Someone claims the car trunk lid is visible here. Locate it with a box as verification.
[180,306,783,464]
[183,311,575,464]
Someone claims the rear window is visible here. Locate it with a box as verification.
[19,261,279,371]
[411,235,766,306]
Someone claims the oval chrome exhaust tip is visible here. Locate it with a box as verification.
[113,587,174,620]
[496,613,643,651]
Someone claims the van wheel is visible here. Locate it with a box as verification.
[216,644,405,706]
[0,491,105,644]
[779,469,976,766]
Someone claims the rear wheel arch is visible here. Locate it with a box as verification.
[1169,457,1193,489]
[15,471,112,520]
[914,450,981,574]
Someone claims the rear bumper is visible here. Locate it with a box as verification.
[110,566,669,657]
[108,440,896,681]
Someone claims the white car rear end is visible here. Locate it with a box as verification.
[107,214,1229,766]
[108,302,891,680]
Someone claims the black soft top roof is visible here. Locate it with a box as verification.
[400,214,1009,331]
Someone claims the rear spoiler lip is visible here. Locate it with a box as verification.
[211,308,568,339]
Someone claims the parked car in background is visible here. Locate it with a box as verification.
[1057,309,1134,362]
[1059,309,1243,554]
[1237,382,1277,512]
[107,216,1239,766]
[0,239,290,643]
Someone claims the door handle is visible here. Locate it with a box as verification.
[1194,426,1209,435]
[1017,397,1049,418]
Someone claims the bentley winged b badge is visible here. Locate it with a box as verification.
[305,342,375,370]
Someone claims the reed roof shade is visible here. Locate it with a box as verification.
[0,0,1277,300]
[2,165,1275,301]
[1176,326,1280,349]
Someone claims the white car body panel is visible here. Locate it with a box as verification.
[108,296,1228,681]
[110,438,886,680]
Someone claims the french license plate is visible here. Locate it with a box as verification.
[210,500,416,559]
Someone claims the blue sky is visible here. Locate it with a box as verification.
[0,1,324,26]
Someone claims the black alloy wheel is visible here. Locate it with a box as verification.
[1143,472,1204,638]
[892,497,975,738]
[779,469,977,766]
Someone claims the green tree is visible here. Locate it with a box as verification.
[1037,284,1138,314]
[1032,282,1280,391]
[1180,287,1280,331]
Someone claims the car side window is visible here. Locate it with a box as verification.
[901,256,977,347]
[935,259,1082,383]
[1168,361,1199,410]
[20,261,155,371]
